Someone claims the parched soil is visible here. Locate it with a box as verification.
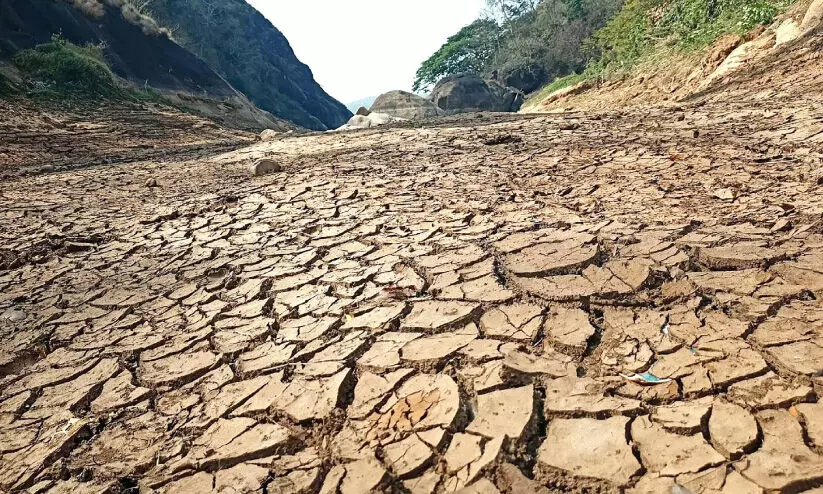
[2,34,823,494]
[0,98,255,179]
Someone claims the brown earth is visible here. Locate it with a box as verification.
[0,98,262,180]
[2,29,823,494]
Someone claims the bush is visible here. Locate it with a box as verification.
[657,0,787,48]
[0,73,14,96]
[12,37,119,97]
[130,85,165,102]
[584,0,653,74]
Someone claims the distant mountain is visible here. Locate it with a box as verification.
[346,96,377,113]
[147,0,352,130]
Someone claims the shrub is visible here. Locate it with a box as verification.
[0,73,15,97]
[65,0,168,35]
[657,0,787,48]
[107,0,168,36]
[12,37,119,97]
[584,0,654,74]
[130,85,164,102]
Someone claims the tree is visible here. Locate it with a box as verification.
[414,0,623,94]
[485,0,540,24]
[412,19,501,93]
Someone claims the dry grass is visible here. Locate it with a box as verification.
[64,0,170,36]
[69,0,105,17]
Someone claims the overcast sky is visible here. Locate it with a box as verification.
[247,0,486,104]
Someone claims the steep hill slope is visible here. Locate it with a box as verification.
[0,1,228,96]
[147,0,352,131]
[0,0,289,131]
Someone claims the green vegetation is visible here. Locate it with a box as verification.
[8,36,166,103]
[12,36,118,97]
[414,0,622,93]
[130,85,164,103]
[588,0,791,76]
[527,72,586,102]
[0,73,14,97]
[417,0,791,97]
[414,19,502,92]
[6,0,348,128]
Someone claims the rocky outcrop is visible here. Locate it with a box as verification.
[335,112,405,131]
[370,90,444,120]
[147,0,352,131]
[803,0,823,31]
[502,64,548,94]
[430,73,524,113]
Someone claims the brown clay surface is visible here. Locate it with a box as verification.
[0,98,254,180]
[2,32,823,494]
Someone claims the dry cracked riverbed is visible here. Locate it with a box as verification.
[2,70,823,493]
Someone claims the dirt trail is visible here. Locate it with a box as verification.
[1,32,823,494]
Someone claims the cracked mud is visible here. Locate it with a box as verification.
[3,46,823,493]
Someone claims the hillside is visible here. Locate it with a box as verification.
[146,0,352,131]
[523,0,819,111]
[414,0,816,112]
[0,0,290,131]
[0,1,226,96]
[0,0,352,131]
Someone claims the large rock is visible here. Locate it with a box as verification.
[502,64,548,94]
[774,19,802,47]
[430,73,524,113]
[335,112,406,131]
[803,0,823,31]
[250,158,281,177]
[702,33,775,87]
[370,90,444,120]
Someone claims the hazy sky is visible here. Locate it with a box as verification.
[247,0,487,103]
